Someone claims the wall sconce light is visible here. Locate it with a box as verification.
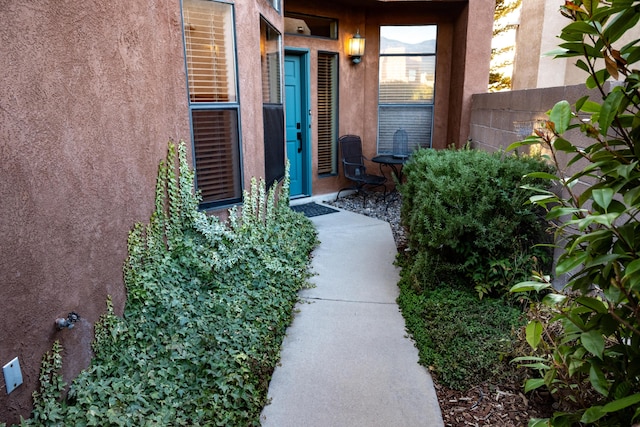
[348,29,365,64]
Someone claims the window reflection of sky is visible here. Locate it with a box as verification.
[380,26,437,45]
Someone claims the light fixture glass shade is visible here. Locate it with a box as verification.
[348,30,365,63]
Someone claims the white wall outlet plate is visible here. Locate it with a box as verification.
[3,357,23,394]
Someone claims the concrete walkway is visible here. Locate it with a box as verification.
[260,208,444,427]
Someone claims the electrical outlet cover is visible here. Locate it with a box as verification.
[3,357,23,394]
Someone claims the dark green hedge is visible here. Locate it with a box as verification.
[399,148,553,297]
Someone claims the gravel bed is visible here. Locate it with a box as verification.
[326,191,407,249]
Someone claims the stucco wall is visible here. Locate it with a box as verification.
[449,0,495,147]
[513,0,640,90]
[0,1,191,422]
[285,0,493,194]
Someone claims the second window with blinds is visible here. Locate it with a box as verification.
[182,0,242,209]
[317,52,338,176]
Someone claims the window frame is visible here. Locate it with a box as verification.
[284,12,338,39]
[181,0,244,210]
[377,25,437,155]
[260,16,285,186]
[317,51,339,177]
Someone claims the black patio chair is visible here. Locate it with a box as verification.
[336,134,387,205]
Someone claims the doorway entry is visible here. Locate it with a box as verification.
[284,51,310,197]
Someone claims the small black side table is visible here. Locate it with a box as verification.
[372,155,409,183]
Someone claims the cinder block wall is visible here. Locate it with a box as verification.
[469,83,602,153]
[468,82,621,289]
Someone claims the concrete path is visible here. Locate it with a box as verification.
[260,208,444,427]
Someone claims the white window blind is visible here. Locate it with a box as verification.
[378,25,437,154]
[317,53,338,175]
[182,0,242,208]
[184,0,236,103]
[261,19,282,104]
[378,106,433,154]
[192,110,241,204]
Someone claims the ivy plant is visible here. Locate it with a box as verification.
[509,1,640,425]
[18,141,318,426]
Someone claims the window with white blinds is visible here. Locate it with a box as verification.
[378,25,437,154]
[182,0,242,208]
[184,0,237,103]
[317,52,338,175]
[261,19,282,104]
[192,110,241,204]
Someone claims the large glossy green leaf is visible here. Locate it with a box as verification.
[542,293,567,306]
[617,223,637,248]
[510,281,552,293]
[614,161,638,179]
[624,258,640,276]
[599,89,625,136]
[563,20,600,35]
[624,42,640,66]
[587,69,610,89]
[557,252,589,276]
[575,212,620,229]
[546,47,570,58]
[546,207,586,220]
[527,320,544,349]
[553,137,577,152]
[528,418,551,427]
[592,187,615,210]
[589,364,611,396]
[511,356,549,364]
[577,296,608,314]
[592,2,635,22]
[581,405,607,424]
[602,6,640,45]
[602,393,640,413]
[550,100,572,134]
[579,100,602,113]
[524,378,546,393]
[529,194,557,205]
[525,171,560,180]
[506,138,540,152]
[584,253,621,269]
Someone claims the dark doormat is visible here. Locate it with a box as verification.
[290,202,339,218]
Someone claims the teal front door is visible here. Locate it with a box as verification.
[284,54,305,197]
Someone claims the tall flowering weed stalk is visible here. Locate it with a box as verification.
[509,1,640,425]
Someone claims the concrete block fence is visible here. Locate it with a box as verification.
[468,82,621,289]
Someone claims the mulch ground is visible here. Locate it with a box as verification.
[435,377,554,426]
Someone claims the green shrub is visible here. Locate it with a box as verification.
[399,147,553,298]
[509,1,640,425]
[20,141,318,426]
[397,280,524,390]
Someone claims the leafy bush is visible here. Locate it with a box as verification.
[399,147,553,298]
[397,278,524,390]
[509,1,640,424]
[20,141,318,426]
